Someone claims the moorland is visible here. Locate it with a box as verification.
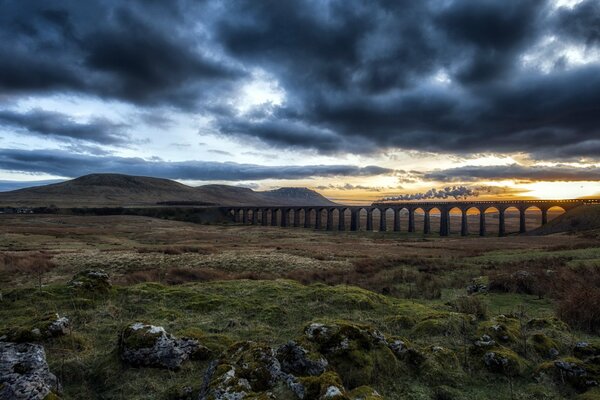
[2,206,600,399]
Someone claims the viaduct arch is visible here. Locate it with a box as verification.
[224,199,598,237]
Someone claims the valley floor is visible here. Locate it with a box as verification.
[2,214,600,399]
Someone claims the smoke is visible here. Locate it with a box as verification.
[382,186,479,201]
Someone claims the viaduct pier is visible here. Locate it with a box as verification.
[223,199,600,237]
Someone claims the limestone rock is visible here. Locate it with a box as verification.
[199,341,304,400]
[483,349,524,376]
[276,341,328,377]
[0,341,61,399]
[119,323,204,369]
[3,313,70,343]
[68,269,111,293]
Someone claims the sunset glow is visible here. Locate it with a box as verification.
[0,0,599,203]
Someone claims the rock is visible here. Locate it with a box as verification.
[526,317,569,332]
[388,339,408,358]
[347,386,382,400]
[298,371,348,400]
[474,335,496,349]
[3,313,70,343]
[0,341,61,399]
[68,269,111,293]
[529,333,560,360]
[575,342,600,359]
[477,315,521,345]
[276,341,328,377]
[200,341,304,400]
[303,321,399,388]
[483,348,525,376]
[119,323,204,369]
[466,283,488,295]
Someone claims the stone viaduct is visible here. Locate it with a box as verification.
[223,199,600,237]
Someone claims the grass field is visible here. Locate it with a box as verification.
[2,214,600,399]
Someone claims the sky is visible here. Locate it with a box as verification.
[1,0,600,203]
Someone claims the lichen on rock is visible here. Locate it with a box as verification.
[483,348,524,376]
[119,322,205,369]
[67,269,111,293]
[0,341,61,400]
[276,340,328,377]
[2,313,70,343]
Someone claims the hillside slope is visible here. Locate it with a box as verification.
[0,173,336,207]
[530,204,600,235]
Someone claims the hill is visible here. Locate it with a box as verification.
[0,173,336,207]
[531,204,600,235]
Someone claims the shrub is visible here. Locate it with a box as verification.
[448,295,487,320]
[414,273,443,300]
[556,286,600,334]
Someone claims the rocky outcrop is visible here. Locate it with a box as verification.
[2,313,70,343]
[276,341,328,377]
[68,270,111,293]
[0,341,61,399]
[199,338,383,400]
[119,323,207,369]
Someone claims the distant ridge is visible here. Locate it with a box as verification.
[0,173,337,207]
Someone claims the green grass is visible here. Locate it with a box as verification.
[0,279,591,400]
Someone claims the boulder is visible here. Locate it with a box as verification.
[536,358,599,392]
[2,313,70,343]
[67,269,111,293]
[0,341,61,399]
[276,341,328,377]
[483,348,525,376]
[119,323,205,369]
[199,341,304,400]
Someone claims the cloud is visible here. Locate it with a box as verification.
[315,183,385,192]
[0,148,393,181]
[0,109,128,144]
[423,163,600,182]
[0,1,242,109]
[1,0,600,162]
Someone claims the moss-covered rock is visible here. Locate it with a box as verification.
[526,317,569,333]
[276,340,328,377]
[529,333,560,359]
[119,322,205,369]
[2,313,70,343]
[67,269,111,293]
[575,342,600,360]
[477,315,522,345]
[347,385,382,400]
[411,313,470,337]
[298,371,348,400]
[419,346,464,384]
[201,341,301,400]
[535,357,599,392]
[483,347,526,376]
[303,321,400,389]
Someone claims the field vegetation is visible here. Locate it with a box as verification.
[2,213,600,399]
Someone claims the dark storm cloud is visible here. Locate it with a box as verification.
[211,0,600,159]
[0,148,393,181]
[0,109,128,144]
[0,1,242,108]
[2,0,600,164]
[555,0,600,45]
[424,164,600,182]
